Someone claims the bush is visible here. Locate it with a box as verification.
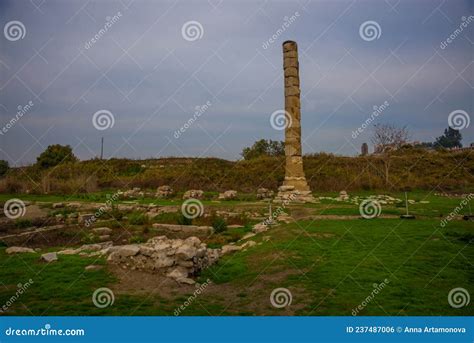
[212,216,227,233]
[0,160,9,177]
[129,212,148,225]
[177,214,193,226]
[36,144,77,169]
[15,219,33,229]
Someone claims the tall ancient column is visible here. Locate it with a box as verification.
[276,41,314,203]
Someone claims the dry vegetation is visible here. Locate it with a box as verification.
[1,148,473,195]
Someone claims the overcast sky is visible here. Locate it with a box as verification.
[0,0,472,165]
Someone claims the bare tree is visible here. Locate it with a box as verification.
[371,123,410,153]
[371,124,410,187]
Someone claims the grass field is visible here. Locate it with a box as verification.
[0,191,472,316]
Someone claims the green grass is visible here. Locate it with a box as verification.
[0,192,472,316]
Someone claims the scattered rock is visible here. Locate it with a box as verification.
[98,235,110,241]
[92,227,112,235]
[338,190,349,201]
[152,223,213,234]
[241,240,256,249]
[5,247,35,254]
[257,188,274,200]
[183,190,204,199]
[241,232,256,240]
[156,185,174,198]
[41,252,58,263]
[52,202,64,209]
[221,244,242,255]
[85,265,103,271]
[176,277,196,285]
[252,223,269,234]
[218,190,237,200]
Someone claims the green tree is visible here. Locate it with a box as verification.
[435,127,462,148]
[36,144,77,169]
[0,160,9,177]
[241,139,284,160]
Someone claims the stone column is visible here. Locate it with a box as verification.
[277,41,314,203]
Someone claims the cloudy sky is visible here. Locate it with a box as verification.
[0,0,472,165]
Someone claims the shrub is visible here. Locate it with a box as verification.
[129,212,148,225]
[129,235,145,243]
[177,214,193,226]
[15,219,32,229]
[212,216,227,233]
[0,160,9,177]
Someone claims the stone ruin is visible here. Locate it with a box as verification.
[107,236,220,284]
[275,41,315,203]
